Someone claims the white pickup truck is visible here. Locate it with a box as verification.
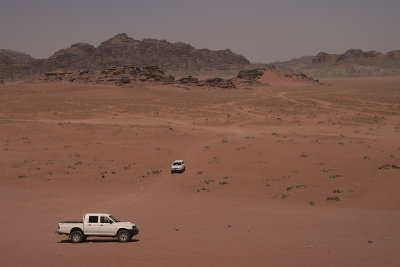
[56,213,139,243]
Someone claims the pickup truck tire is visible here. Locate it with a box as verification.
[117,230,130,242]
[70,231,84,243]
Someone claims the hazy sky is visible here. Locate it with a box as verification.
[1,0,399,63]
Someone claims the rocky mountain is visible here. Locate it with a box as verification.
[274,49,400,77]
[51,33,250,73]
[0,33,250,81]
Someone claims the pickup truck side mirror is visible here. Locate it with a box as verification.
[109,221,113,224]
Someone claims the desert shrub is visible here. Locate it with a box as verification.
[326,196,340,201]
[378,164,400,169]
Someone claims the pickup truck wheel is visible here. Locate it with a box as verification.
[117,230,130,242]
[70,231,84,243]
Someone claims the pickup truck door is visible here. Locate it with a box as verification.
[98,216,117,235]
[85,215,99,234]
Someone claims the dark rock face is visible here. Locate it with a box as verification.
[237,68,319,84]
[200,78,235,88]
[177,76,236,88]
[1,33,250,81]
[336,49,382,61]
[44,70,90,83]
[237,69,265,80]
[312,52,337,64]
[177,76,199,85]
[43,65,176,85]
[93,34,249,73]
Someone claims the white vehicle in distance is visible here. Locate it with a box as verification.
[56,213,139,243]
[171,160,185,174]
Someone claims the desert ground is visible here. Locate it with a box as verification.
[0,77,399,266]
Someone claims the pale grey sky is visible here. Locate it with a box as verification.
[1,0,399,63]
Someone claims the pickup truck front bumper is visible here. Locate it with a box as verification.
[128,226,139,236]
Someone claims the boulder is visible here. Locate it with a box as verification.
[119,77,131,84]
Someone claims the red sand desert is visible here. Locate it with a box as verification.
[1,78,400,266]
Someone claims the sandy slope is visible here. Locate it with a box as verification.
[0,78,399,266]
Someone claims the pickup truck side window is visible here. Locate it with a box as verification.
[100,216,112,223]
[89,216,98,223]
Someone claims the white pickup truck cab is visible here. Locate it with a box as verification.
[56,213,139,243]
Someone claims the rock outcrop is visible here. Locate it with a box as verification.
[177,76,236,88]
[43,65,321,88]
[237,68,319,85]
[42,64,236,88]
[237,69,266,81]
[43,65,175,85]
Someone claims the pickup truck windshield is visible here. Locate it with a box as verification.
[110,215,120,222]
